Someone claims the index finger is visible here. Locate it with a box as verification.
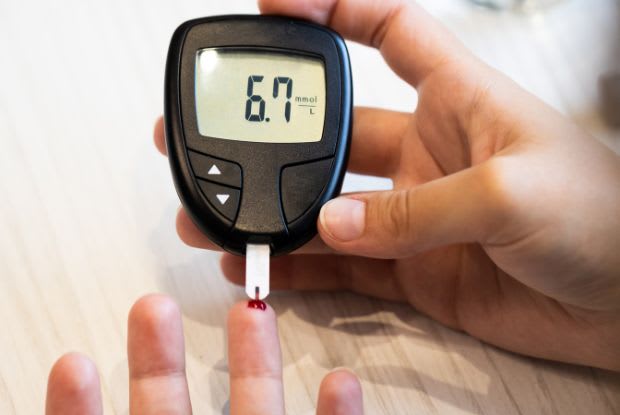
[259,0,469,87]
[228,301,284,415]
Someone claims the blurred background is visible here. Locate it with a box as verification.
[0,0,619,414]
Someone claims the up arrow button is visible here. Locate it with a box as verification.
[208,164,222,175]
[188,151,242,188]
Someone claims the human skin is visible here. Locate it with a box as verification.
[154,0,620,371]
[46,0,620,413]
[45,295,363,414]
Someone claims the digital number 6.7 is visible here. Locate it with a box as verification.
[245,75,293,123]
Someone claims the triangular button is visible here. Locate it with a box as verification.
[208,164,221,175]
[216,194,230,205]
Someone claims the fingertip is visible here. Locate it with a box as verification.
[227,300,278,356]
[318,368,363,415]
[227,300,277,331]
[227,300,283,414]
[48,352,100,394]
[128,294,181,329]
[127,295,192,413]
[321,367,362,394]
[127,294,185,378]
[258,0,332,23]
[318,197,366,243]
[46,352,102,415]
[175,208,196,244]
[220,253,245,286]
[153,116,167,156]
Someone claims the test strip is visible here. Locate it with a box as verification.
[245,244,270,300]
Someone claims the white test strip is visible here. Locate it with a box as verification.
[245,244,270,300]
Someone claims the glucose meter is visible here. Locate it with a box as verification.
[164,15,352,263]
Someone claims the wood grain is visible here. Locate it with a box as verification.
[0,0,618,413]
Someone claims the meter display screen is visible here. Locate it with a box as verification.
[195,48,326,143]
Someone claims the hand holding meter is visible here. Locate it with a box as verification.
[164,16,352,299]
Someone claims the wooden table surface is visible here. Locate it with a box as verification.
[1,0,619,413]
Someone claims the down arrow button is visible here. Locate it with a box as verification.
[197,179,240,222]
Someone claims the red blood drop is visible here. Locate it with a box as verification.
[247,299,267,311]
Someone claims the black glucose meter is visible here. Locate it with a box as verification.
[164,15,352,256]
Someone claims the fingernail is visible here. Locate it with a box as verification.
[320,198,365,241]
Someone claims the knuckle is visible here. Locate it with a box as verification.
[369,190,417,249]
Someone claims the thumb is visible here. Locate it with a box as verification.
[318,163,507,258]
